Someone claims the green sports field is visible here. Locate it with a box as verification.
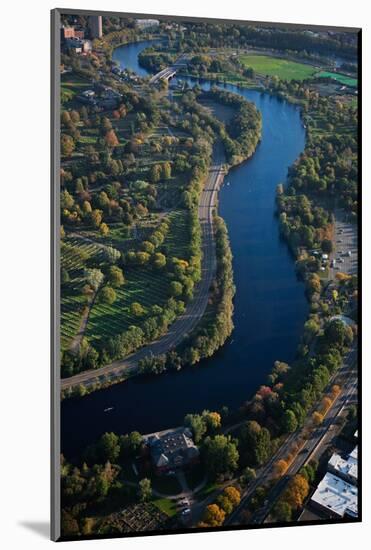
[315,71,357,88]
[239,54,316,81]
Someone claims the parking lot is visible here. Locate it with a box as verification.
[332,210,358,276]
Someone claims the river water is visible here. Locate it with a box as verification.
[61,41,308,459]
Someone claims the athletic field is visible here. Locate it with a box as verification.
[239,54,316,81]
[315,71,357,88]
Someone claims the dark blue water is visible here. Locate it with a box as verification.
[61,42,308,459]
[112,39,161,77]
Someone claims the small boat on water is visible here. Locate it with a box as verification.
[104,407,114,413]
[226,181,230,186]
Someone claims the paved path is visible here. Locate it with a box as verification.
[61,145,226,391]
[69,292,97,353]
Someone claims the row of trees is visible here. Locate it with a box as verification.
[171,22,357,60]
[271,463,317,522]
[137,216,235,375]
[198,486,241,528]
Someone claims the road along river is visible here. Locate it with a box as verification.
[61,41,308,459]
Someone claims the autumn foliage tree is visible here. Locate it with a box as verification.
[61,133,75,157]
[105,129,119,147]
[150,163,162,183]
[283,474,309,510]
[331,384,341,398]
[204,411,222,431]
[99,222,110,236]
[321,396,332,414]
[223,486,241,508]
[274,459,289,478]
[201,504,226,527]
[312,411,324,426]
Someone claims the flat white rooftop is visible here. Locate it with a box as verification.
[328,453,357,484]
[311,472,358,518]
[349,445,358,462]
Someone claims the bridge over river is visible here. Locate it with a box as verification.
[149,54,189,83]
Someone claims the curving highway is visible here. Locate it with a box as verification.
[61,145,226,391]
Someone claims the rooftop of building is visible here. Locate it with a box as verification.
[328,452,358,482]
[311,472,358,518]
[147,427,199,469]
[349,445,358,462]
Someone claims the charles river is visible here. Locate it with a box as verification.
[61,41,308,459]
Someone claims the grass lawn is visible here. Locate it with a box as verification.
[315,71,357,88]
[84,209,192,346]
[61,195,193,353]
[164,210,191,260]
[153,498,178,517]
[85,265,172,344]
[195,481,219,501]
[60,238,104,349]
[61,72,91,104]
[239,54,316,81]
[78,135,98,145]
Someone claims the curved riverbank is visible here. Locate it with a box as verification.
[61,90,262,395]
[61,42,308,459]
[61,146,229,395]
